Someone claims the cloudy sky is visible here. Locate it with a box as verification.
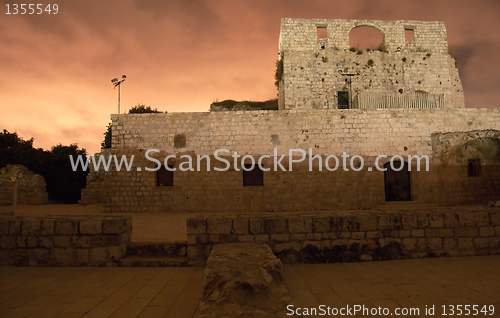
[2,0,499,154]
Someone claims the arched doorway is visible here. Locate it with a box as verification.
[384,161,411,201]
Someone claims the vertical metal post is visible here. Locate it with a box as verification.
[12,181,17,216]
[118,84,121,114]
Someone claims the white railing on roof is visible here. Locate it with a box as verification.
[352,92,444,109]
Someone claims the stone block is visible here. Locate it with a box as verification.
[490,211,500,225]
[403,238,417,250]
[427,238,442,250]
[207,218,232,234]
[52,248,74,265]
[254,234,269,243]
[428,213,444,228]
[417,213,429,228]
[9,219,21,235]
[479,227,494,237]
[249,218,264,234]
[438,228,453,237]
[40,219,55,235]
[56,219,78,235]
[237,235,254,243]
[76,249,89,264]
[352,232,366,239]
[454,227,478,237]
[444,213,459,228]
[270,234,291,242]
[443,238,457,250]
[79,219,102,234]
[102,218,125,234]
[275,241,300,252]
[26,236,38,248]
[28,249,50,266]
[475,212,490,227]
[21,218,41,236]
[458,238,473,249]
[365,231,382,239]
[312,216,331,232]
[401,213,417,229]
[458,212,475,227]
[53,236,71,248]
[0,236,16,249]
[288,216,312,233]
[0,219,9,235]
[496,226,500,236]
[187,218,207,235]
[232,218,248,234]
[89,247,107,264]
[399,229,411,238]
[91,235,106,247]
[263,217,287,234]
[355,214,378,231]
[187,234,196,245]
[474,238,489,249]
[378,214,400,230]
[16,236,26,248]
[108,246,123,260]
[72,236,91,248]
[38,236,54,248]
[425,228,439,238]
[291,233,307,241]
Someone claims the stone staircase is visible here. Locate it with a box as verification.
[118,241,188,267]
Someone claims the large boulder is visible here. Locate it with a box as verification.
[0,164,48,204]
[195,243,292,318]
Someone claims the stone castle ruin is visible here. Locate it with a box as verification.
[278,19,464,110]
[81,18,499,213]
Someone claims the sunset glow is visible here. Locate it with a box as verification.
[2,0,499,154]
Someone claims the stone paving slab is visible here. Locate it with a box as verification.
[0,255,499,317]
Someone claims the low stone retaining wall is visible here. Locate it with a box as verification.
[187,208,500,264]
[0,215,131,266]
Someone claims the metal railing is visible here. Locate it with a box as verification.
[352,92,444,109]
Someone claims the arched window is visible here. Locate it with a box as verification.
[349,26,384,51]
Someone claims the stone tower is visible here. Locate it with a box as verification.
[277,18,465,110]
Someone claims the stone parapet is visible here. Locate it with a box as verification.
[0,215,131,266]
[187,208,500,264]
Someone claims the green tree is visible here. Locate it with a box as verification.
[0,130,88,203]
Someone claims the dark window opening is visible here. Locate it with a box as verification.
[157,165,174,186]
[317,26,327,39]
[467,159,481,177]
[384,161,411,201]
[405,28,415,42]
[243,164,264,186]
[338,91,349,109]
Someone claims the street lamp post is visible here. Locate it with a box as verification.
[338,70,360,109]
[111,75,126,114]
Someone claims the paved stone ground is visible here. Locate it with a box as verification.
[1,255,499,317]
[283,255,500,318]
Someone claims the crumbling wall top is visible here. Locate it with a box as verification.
[279,18,448,54]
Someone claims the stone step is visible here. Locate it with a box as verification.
[118,256,188,267]
[127,241,187,257]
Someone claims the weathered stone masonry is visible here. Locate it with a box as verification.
[186,208,500,264]
[0,215,131,266]
[278,19,464,110]
[81,108,500,212]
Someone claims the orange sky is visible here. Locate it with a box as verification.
[2,0,500,155]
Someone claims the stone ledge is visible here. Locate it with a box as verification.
[0,215,131,266]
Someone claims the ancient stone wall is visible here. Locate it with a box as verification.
[0,165,48,205]
[278,19,464,109]
[79,108,500,212]
[186,208,500,264]
[0,215,131,266]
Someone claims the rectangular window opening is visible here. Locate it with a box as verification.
[467,159,481,177]
[338,91,349,109]
[243,163,264,186]
[317,26,327,39]
[405,28,415,42]
[157,165,174,186]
